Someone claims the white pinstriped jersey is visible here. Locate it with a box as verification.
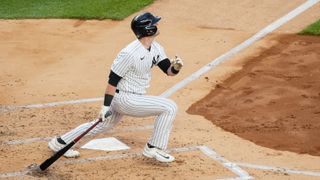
[58,13,179,154]
[111,39,168,94]
[60,39,178,151]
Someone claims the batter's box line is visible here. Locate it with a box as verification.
[235,162,320,177]
[0,145,251,179]
[2,145,320,179]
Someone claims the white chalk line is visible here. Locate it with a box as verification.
[198,146,253,180]
[236,162,320,177]
[2,145,320,179]
[0,97,103,113]
[2,124,154,145]
[160,0,320,98]
[0,146,246,179]
[219,178,251,180]
[1,0,318,113]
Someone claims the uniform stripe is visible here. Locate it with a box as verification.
[112,93,177,149]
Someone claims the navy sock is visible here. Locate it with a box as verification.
[57,137,67,145]
[147,143,156,148]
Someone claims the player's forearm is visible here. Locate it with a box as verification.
[103,84,115,107]
[105,84,117,96]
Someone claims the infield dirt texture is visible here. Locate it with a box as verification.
[1,0,320,179]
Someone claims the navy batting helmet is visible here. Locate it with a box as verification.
[131,12,161,39]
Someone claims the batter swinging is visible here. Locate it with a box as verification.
[48,12,183,163]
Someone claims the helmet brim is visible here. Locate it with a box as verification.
[152,16,161,25]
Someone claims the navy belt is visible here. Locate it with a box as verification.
[115,89,143,95]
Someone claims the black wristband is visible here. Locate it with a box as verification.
[171,66,180,74]
[104,94,114,106]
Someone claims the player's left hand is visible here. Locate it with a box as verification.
[172,55,183,71]
[99,105,112,122]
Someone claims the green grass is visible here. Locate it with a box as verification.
[0,0,154,20]
[299,19,320,36]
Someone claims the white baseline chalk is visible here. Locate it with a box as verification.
[199,146,253,180]
[0,146,200,178]
[160,0,320,97]
[236,162,320,177]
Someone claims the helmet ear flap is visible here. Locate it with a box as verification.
[145,25,157,36]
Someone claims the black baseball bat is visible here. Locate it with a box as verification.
[39,112,111,171]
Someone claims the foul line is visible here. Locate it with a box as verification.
[1,0,318,113]
[160,0,320,97]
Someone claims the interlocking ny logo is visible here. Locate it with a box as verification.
[151,55,159,68]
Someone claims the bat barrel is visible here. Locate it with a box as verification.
[39,142,75,171]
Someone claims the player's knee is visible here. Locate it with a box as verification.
[166,99,178,114]
[89,115,116,135]
[102,116,117,129]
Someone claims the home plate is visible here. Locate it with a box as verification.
[81,137,130,151]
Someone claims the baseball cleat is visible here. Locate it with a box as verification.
[48,137,80,158]
[142,144,175,163]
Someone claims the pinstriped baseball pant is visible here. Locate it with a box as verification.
[61,91,177,150]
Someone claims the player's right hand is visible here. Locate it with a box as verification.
[99,105,112,122]
[172,55,183,71]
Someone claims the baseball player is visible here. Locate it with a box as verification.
[48,12,183,163]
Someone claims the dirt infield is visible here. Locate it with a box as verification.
[187,34,320,156]
[1,0,320,179]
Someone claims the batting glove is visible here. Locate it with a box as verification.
[99,105,112,122]
[172,55,183,71]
